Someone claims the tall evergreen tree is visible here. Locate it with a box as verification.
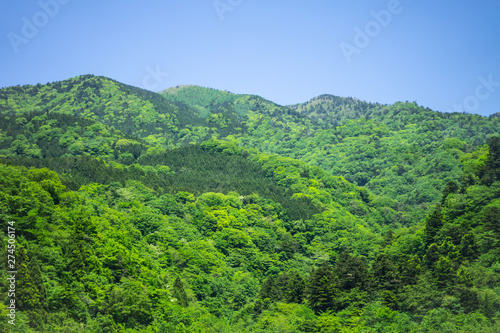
[434,256,454,288]
[441,181,459,205]
[306,263,338,313]
[283,271,305,304]
[399,255,422,286]
[173,277,189,308]
[424,207,443,246]
[334,252,370,291]
[482,136,500,185]
[424,243,440,269]
[17,247,48,329]
[372,253,400,292]
[258,275,279,301]
[67,211,101,280]
[482,206,500,238]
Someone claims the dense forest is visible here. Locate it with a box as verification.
[0,75,499,332]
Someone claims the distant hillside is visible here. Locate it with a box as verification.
[165,86,500,211]
[0,75,212,147]
[288,94,385,127]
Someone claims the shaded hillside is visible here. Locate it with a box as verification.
[0,111,150,162]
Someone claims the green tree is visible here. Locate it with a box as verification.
[482,205,500,237]
[459,233,478,261]
[16,247,48,329]
[424,207,443,246]
[283,271,305,304]
[67,211,101,280]
[173,277,189,308]
[482,136,500,185]
[372,253,400,292]
[334,252,370,291]
[433,256,454,288]
[258,275,279,301]
[399,255,422,286]
[306,263,338,313]
[441,181,459,205]
[424,243,440,269]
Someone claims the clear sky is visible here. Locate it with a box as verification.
[1,0,499,116]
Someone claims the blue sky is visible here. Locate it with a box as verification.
[1,0,499,116]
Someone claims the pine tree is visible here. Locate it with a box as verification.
[306,263,338,313]
[17,247,48,328]
[381,290,399,310]
[482,136,500,185]
[258,275,279,301]
[434,256,454,288]
[334,252,370,291]
[173,277,188,308]
[283,271,305,304]
[372,253,399,292]
[459,233,479,260]
[424,243,440,269]
[399,255,421,286]
[424,207,443,246]
[482,206,500,238]
[67,212,101,279]
[441,181,459,205]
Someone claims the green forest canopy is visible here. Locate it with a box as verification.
[0,75,499,332]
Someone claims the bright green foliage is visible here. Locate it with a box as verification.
[1,76,500,331]
[3,77,500,217]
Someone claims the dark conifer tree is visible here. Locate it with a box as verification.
[258,275,279,301]
[17,247,48,329]
[173,277,189,308]
[283,272,305,304]
[372,253,400,292]
[334,252,370,291]
[424,243,440,269]
[441,181,459,205]
[306,263,338,313]
[482,136,500,185]
[482,206,500,238]
[399,255,421,286]
[424,207,443,246]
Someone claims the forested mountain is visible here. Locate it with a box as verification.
[165,85,500,213]
[1,75,500,332]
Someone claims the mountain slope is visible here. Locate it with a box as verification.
[1,135,499,331]
[1,75,500,331]
[0,75,211,146]
[2,76,500,215]
[166,86,500,210]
